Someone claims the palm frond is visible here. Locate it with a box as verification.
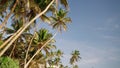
[40,14,51,24]
[4,28,14,34]
[60,0,69,9]
[63,17,72,23]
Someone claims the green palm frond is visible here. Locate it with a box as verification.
[5,28,14,34]
[50,8,71,32]
[40,14,51,24]
[70,50,81,65]
[63,17,72,23]
[60,0,69,9]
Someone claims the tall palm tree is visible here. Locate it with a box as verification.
[70,50,81,65]
[50,8,71,32]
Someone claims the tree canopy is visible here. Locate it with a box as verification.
[0,0,80,68]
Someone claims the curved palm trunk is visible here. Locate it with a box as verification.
[24,32,57,68]
[0,0,55,57]
[0,0,18,29]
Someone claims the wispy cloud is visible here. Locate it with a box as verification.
[56,39,120,67]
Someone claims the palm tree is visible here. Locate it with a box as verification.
[55,49,63,58]
[50,8,71,32]
[24,28,56,68]
[46,49,63,67]
[33,28,56,54]
[70,50,81,65]
[3,20,32,58]
[0,0,55,57]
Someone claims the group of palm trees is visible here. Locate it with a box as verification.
[0,0,81,68]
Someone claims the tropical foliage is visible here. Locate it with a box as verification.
[0,0,81,68]
[0,57,19,68]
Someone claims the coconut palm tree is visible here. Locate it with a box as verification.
[70,50,81,65]
[50,8,71,32]
[33,28,56,54]
[24,28,56,68]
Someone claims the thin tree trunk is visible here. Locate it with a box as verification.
[24,32,36,68]
[9,41,17,57]
[25,31,57,68]
[0,0,55,57]
[0,0,18,29]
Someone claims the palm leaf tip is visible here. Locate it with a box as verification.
[60,0,69,10]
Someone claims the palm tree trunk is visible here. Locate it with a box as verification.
[0,0,18,29]
[0,0,55,57]
[24,32,36,68]
[9,41,17,57]
[25,31,57,68]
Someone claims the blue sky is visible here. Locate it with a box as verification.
[54,0,120,68]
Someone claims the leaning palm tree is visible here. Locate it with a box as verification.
[25,28,56,68]
[70,50,81,65]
